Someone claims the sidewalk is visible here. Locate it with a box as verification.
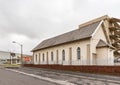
[0,64,4,69]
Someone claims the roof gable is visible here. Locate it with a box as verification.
[96,39,108,48]
[32,21,101,51]
[96,39,115,49]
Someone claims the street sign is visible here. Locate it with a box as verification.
[10,53,15,57]
[24,57,31,61]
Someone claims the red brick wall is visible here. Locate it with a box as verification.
[23,64,120,75]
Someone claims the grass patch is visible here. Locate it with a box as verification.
[3,64,20,67]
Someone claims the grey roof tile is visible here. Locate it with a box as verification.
[32,21,101,51]
[96,39,115,49]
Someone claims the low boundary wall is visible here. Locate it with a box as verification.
[23,64,120,75]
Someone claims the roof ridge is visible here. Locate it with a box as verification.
[79,15,110,28]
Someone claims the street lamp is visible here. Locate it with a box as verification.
[12,41,23,66]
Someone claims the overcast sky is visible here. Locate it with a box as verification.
[0,0,120,55]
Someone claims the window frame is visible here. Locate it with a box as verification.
[62,50,65,61]
[77,47,81,60]
[42,53,45,62]
[51,52,54,61]
[36,54,37,62]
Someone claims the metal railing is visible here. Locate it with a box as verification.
[33,59,118,66]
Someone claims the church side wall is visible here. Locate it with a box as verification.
[33,39,90,65]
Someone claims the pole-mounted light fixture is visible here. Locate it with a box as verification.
[12,41,23,66]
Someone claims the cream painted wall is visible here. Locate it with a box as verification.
[96,47,114,65]
[96,47,108,65]
[90,21,114,65]
[108,48,114,65]
[33,39,90,65]
[91,25,107,53]
[90,23,108,65]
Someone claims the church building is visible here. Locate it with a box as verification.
[32,15,120,65]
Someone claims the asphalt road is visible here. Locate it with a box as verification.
[1,67,120,85]
[0,69,56,85]
[12,67,120,85]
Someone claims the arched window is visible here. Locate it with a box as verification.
[36,54,37,62]
[51,52,53,61]
[43,53,44,61]
[77,47,81,60]
[62,50,65,61]
[39,53,41,63]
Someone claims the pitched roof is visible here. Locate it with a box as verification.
[96,40,115,49]
[96,40,108,48]
[32,20,101,51]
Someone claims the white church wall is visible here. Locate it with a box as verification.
[33,39,90,65]
[96,47,109,65]
[90,25,108,65]
[96,47,114,65]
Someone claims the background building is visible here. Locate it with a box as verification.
[0,51,32,64]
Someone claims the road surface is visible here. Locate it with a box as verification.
[0,69,56,85]
[11,67,120,85]
[1,66,120,85]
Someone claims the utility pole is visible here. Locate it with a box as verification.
[12,41,23,66]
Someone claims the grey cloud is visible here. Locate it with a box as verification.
[0,0,64,39]
[0,0,120,54]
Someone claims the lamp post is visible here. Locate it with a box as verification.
[12,41,23,66]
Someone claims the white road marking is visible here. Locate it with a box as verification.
[6,69,76,85]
